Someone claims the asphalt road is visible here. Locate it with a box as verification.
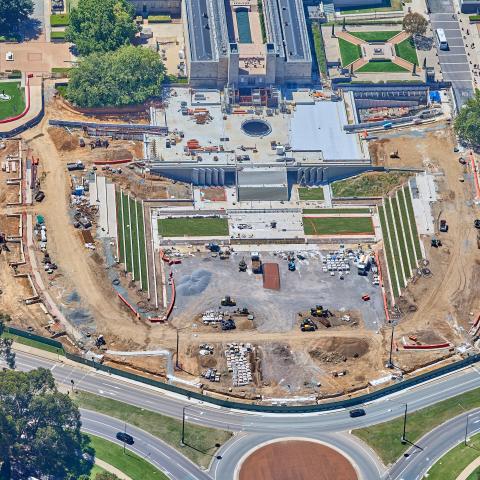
[389,408,480,480]
[428,0,474,108]
[12,350,480,479]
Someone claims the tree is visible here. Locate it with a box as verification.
[65,45,165,108]
[0,368,93,479]
[454,90,480,146]
[66,0,140,56]
[0,317,15,369]
[402,12,428,37]
[95,473,121,480]
[0,0,34,36]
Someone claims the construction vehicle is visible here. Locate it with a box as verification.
[431,237,442,248]
[219,250,230,260]
[221,296,236,307]
[238,258,247,272]
[390,150,399,159]
[474,219,480,229]
[221,318,236,331]
[206,243,220,253]
[288,259,296,271]
[251,252,262,274]
[357,254,371,276]
[300,318,318,332]
[439,220,448,232]
[311,305,324,317]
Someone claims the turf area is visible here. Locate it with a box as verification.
[74,391,232,469]
[158,217,229,237]
[2,332,64,356]
[353,387,480,465]
[391,195,411,279]
[331,172,411,198]
[357,60,408,73]
[350,30,400,42]
[338,38,362,66]
[311,23,327,77]
[303,216,374,235]
[298,187,325,201]
[136,201,148,291]
[403,186,423,259]
[378,205,400,298]
[467,466,480,480]
[88,435,169,480]
[89,464,107,478]
[384,198,405,288]
[397,188,418,268]
[303,208,371,214]
[426,432,480,480]
[0,82,25,120]
[394,37,418,65]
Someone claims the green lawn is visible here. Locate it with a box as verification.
[394,37,419,65]
[353,387,480,465]
[426,432,480,480]
[384,198,405,289]
[121,193,133,273]
[0,82,25,120]
[403,186,423,259]
[89,464,108,479]
[129,197,140,282]
[338,38,362,67]
[50,13,69,26]
[303,216,374,235]
[116,191,125,263]
[467,466,480,480]
[397,188,418,269]
[2,332,65,356]
[357,60,408,73]
[51,67,74,76]
[332,172,411,198]
[350,30,400,42]
[378,205,400,298]
[74,391,232,469]
[50,31,66,40]
[158,217,229,237]
[391,195,411,279]
[311,23,328,77]
[88,435,169,480]
[303,208,371,214]
[136,201,148,292]
[298,187,325,201]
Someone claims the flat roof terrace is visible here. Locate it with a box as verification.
[186,0,214,61]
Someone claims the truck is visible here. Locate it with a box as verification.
[439,220,448,232]
[66,161,85,171]
[357,254,371,276]
[251,252,262,274]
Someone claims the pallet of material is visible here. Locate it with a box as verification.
[263,262,280,290]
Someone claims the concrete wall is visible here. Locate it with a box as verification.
[333,0,384,6]
[129,0,181,15]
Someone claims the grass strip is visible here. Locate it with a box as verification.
[394,37,418,65]
[129,197,140,282]
[353,387,480,465]
[378,205,400,298]
[357,60,408,73]
[391,195,411,279]
[338,37,362,67]
[397,188,417,270]
[2,332,64,356]
[303,208,371,214]
[50,13,69,26]
[121,193,133,273]
[332,172,411,198]
[74,391,232,469]
[158,217,229,237]
[258,0,267,43]
[426,432,480,480]
[51,31,66,40]
[116,190,125,263]
[298,187,325,201]
[303,216,374,235]
[403,186,422,260]
[136,200,148,292]
[349,30,400,42]
[384,198,405,289]
[88,435,169,480]
[311,23,328,77]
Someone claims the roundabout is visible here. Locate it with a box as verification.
[236,438,358,480]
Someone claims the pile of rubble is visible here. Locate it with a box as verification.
[225,343,253,387]
[309,350,347,364]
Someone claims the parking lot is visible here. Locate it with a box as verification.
[170,250,385,332]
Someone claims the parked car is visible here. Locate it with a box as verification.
[349,408,366,418]
[116,432,134,445]
[439,220,448,232]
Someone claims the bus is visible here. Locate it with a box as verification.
[436,28,449,50]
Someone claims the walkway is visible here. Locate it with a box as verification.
[457,456,480,480]
[95,459,132,480]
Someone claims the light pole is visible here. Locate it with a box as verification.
[175,326,188,370]
[388,321,397,369]
[465,413,471,446]
[181,406,187,446]
[401,403,408,444]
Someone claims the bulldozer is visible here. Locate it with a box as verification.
[389,150,399,159]
[300,318,318,332]
[221,296,236,307]
[238,258,247,272]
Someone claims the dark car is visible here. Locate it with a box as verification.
[116,432,134,445]
[349,408,366,418]
[474,219,480,229]
[439,220,448,232]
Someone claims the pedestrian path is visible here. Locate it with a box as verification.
[95,459,133,480]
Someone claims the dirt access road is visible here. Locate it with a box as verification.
[22,118,151,346]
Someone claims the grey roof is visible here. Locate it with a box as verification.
[186,0,214,61]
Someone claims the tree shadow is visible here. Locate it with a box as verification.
[19,18,42,41]
[414,36,434,51]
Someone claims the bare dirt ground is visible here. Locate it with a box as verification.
[238,440,358,480]
[369,123,480,354]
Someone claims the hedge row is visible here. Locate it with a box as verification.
[50,14,70,26]
[148,15,171,23]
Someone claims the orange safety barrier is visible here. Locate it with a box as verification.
[403,342,451,350]
[117,293,140,318]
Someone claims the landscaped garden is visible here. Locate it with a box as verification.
[357,60,408,73]
[0,82,25,120]
[394,37,419,64]
[339,38,362,67]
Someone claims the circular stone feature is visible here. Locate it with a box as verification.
[238,440,358,480]
[241,119,272,137]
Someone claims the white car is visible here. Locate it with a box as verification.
[5,52,14,61]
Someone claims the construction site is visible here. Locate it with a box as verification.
[0,60,479,403]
